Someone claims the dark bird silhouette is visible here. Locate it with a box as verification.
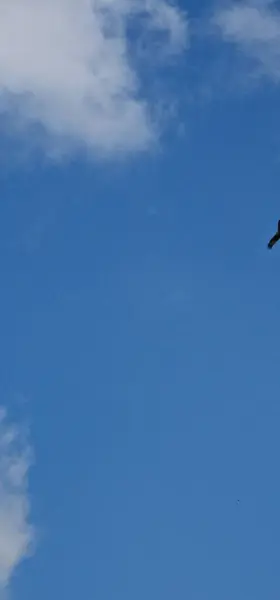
[268,220,280,249]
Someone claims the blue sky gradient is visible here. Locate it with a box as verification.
[1,1,280,599]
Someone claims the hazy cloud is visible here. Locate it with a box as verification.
[212,0,280,82]
[0,408,34,591]
[0,0,188,158]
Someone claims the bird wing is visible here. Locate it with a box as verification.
[268,233,280,249]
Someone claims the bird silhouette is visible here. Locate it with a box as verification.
[268,220,280,249]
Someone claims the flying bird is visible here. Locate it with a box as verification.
[268,220,280,249]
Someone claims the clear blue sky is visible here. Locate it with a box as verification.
[1,1,280,599]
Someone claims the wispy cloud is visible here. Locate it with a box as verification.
[212,0,280,82]
[0,0,188,159]
[0,408,34,593]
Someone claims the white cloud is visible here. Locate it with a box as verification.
[0,0,188,159]
[0,408,34,592]
[212,0,280,82]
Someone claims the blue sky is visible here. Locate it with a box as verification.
[1,0,280,599]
